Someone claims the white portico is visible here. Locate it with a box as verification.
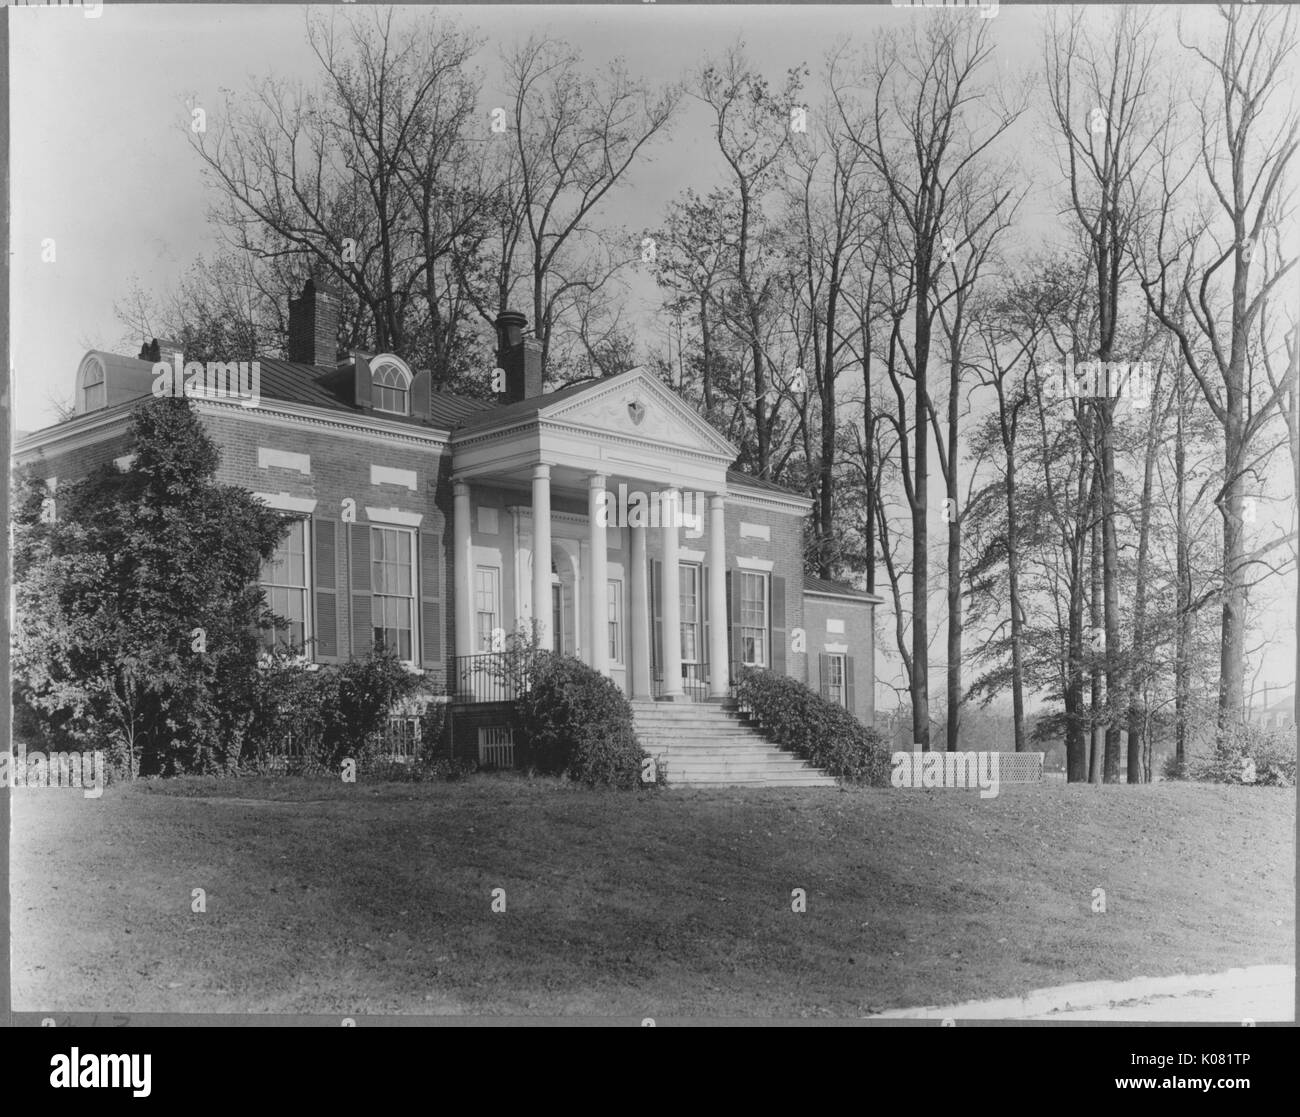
[449,366,737,700]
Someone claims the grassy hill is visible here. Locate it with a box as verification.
[11,776,1294,1017]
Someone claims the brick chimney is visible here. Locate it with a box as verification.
[495,309,543,404]
[138,338,184,365]
[288,275,341,366]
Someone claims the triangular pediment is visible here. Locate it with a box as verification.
[538,368,736,459]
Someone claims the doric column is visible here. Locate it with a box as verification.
[532,463,553,651]
[629,512,652,699]
[707,493,730,698]
[587,474,609,675]
[659,490,684,699]
[453,480,474,659]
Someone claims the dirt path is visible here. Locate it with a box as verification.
[869,965,1294,1022]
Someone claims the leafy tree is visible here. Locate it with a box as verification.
[13,398,287,776]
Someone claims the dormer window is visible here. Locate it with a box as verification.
[76,355,107,414]
[371,355,412,416]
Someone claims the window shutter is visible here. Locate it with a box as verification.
[350,522,373,659]
[728,569,742,681]
[313,517,341,662]
[702,565,710,676]
[845,655,856,714]
[651,559,663,679]
[420,531,443,668]
[819,653,831,701]
[771,575,787,675]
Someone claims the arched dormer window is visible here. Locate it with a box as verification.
[371,355,412,416]
[76,354,107,414]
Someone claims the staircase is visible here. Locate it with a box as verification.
[631,699,837,788]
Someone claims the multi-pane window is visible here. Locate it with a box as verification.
[81,360,106,412]
[371,526,415,660]
[608,580,623,663]
[680,563,700,663]
[826,653,846,707]
[261,518,309,652]
[475,566,500,651]
[372,361,410,415]
[739,571,769,667]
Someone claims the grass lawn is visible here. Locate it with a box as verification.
[10,775,1294,1017]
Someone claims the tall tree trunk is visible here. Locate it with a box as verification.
[912,298,931,751]
[1126,364,1164,779]
[1101,403,1125,783]
[946,321,962,752]
[1174,363,1191,770]
[1089,457,1105,785]
[1004,445,1026,753]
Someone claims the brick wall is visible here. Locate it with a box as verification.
[802,595,876,723]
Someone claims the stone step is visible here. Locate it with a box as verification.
[670,775,838,789]
[661,767,829,782]
[630,701,833,788]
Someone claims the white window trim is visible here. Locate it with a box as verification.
[370,464,417,491]
[607,579,624,666]
[370,354,413,416]
[365,505,424,528]
[825,651,847,708]
[739,569,770,668]
[260,516,313,658]
[735,556,775,572]
[825,642,849,654]
[258,447,311,474]
[679,561,703,665]
[371,524,419,666]
[475,565,502,652]
[253,491,318,515]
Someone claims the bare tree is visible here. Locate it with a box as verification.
[835,15,1016,750]
[1137,4,1299,744]
[486,35,680,376]
[1045,5,1171,781]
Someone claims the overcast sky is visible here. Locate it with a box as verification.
[9,1,1057,434]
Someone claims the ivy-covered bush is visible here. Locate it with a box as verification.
[735,667,891,786]
[512,650,656,788]
[1181,721,1296,787]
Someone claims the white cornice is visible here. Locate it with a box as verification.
[14,407,134,460]
[804,589,883,605]
[193,397,450,447]
[726,487,813,514]
[14,396,451,462]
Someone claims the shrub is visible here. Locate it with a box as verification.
[512,650,652,789]
[1187,721,1296,787]
[245,649,421,774]
[735,667,891,785]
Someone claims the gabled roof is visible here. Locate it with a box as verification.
[452,366,739,461]
[726,468,807,498]
[803,574,883,604]
[452,376,606,433]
